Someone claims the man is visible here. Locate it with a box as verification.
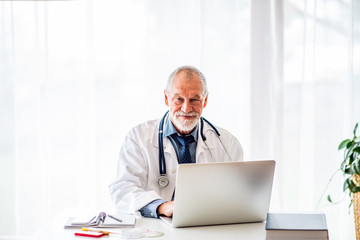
[109,66,243,218]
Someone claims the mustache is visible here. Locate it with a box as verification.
[174,111,199,117]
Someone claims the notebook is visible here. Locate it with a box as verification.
[64,212,136,228]
[160,160,275,228]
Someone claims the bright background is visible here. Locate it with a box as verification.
[1,0,359,239]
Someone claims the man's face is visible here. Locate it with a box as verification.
[164,71,208,135]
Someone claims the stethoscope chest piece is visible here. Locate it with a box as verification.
[158,175,169,188]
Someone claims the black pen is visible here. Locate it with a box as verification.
[108,214,122,222]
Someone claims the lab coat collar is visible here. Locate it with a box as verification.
[196,119,216,152]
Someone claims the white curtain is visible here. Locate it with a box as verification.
[0,0,359,239]
[281,1,359,240]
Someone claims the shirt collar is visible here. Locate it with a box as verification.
[163,115,198,141]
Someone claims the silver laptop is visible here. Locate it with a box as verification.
[160,160,275,228]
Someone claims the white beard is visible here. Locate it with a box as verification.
[173,111,200,133]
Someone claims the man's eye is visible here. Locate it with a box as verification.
[174,98,183,103]
[190,99,201,105]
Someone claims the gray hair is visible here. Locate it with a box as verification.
[165,65,208,97]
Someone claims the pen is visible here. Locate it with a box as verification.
[81,227,118,235]
[108,214,122,222]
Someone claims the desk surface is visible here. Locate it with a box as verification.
[30,210,266,240]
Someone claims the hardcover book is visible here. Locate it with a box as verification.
[266,213,329,240]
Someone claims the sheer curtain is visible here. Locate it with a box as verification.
[281,1,360,240]
[0,0,359,239]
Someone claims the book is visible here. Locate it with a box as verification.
[64,212,136,229]
[265,213,329,240]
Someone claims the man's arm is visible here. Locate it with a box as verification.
[139,200,174,218]
[109,128,162,213]
[139,199,167,218]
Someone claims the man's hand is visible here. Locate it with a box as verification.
[157,201,174,217]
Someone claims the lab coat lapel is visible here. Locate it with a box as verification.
[150,119,160,148]
[196,119,215,163]
[150,117,177,162]
[150,118,177,200]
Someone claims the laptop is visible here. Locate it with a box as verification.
[160,160,275,228]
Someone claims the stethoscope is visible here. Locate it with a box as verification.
[157,111,229,188]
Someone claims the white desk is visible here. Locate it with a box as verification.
[30,210,266,240]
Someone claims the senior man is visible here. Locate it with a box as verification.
[109,65,243,218]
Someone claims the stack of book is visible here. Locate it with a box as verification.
[265,213,329,240]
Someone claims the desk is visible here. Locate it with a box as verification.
[29,210,266,240]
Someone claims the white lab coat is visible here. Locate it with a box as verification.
[108,117,244,214]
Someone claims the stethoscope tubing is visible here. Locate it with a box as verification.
[158,111,168,176]
[158,111,220,177]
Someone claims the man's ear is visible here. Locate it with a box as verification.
[164,90,169,107]
[203,94,208,108]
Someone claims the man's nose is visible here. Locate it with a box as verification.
[181,100,192,113]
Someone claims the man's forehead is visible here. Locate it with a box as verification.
[172,92,202,98]
[168,71,204,97]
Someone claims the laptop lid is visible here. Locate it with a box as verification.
[161,160,275,228]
